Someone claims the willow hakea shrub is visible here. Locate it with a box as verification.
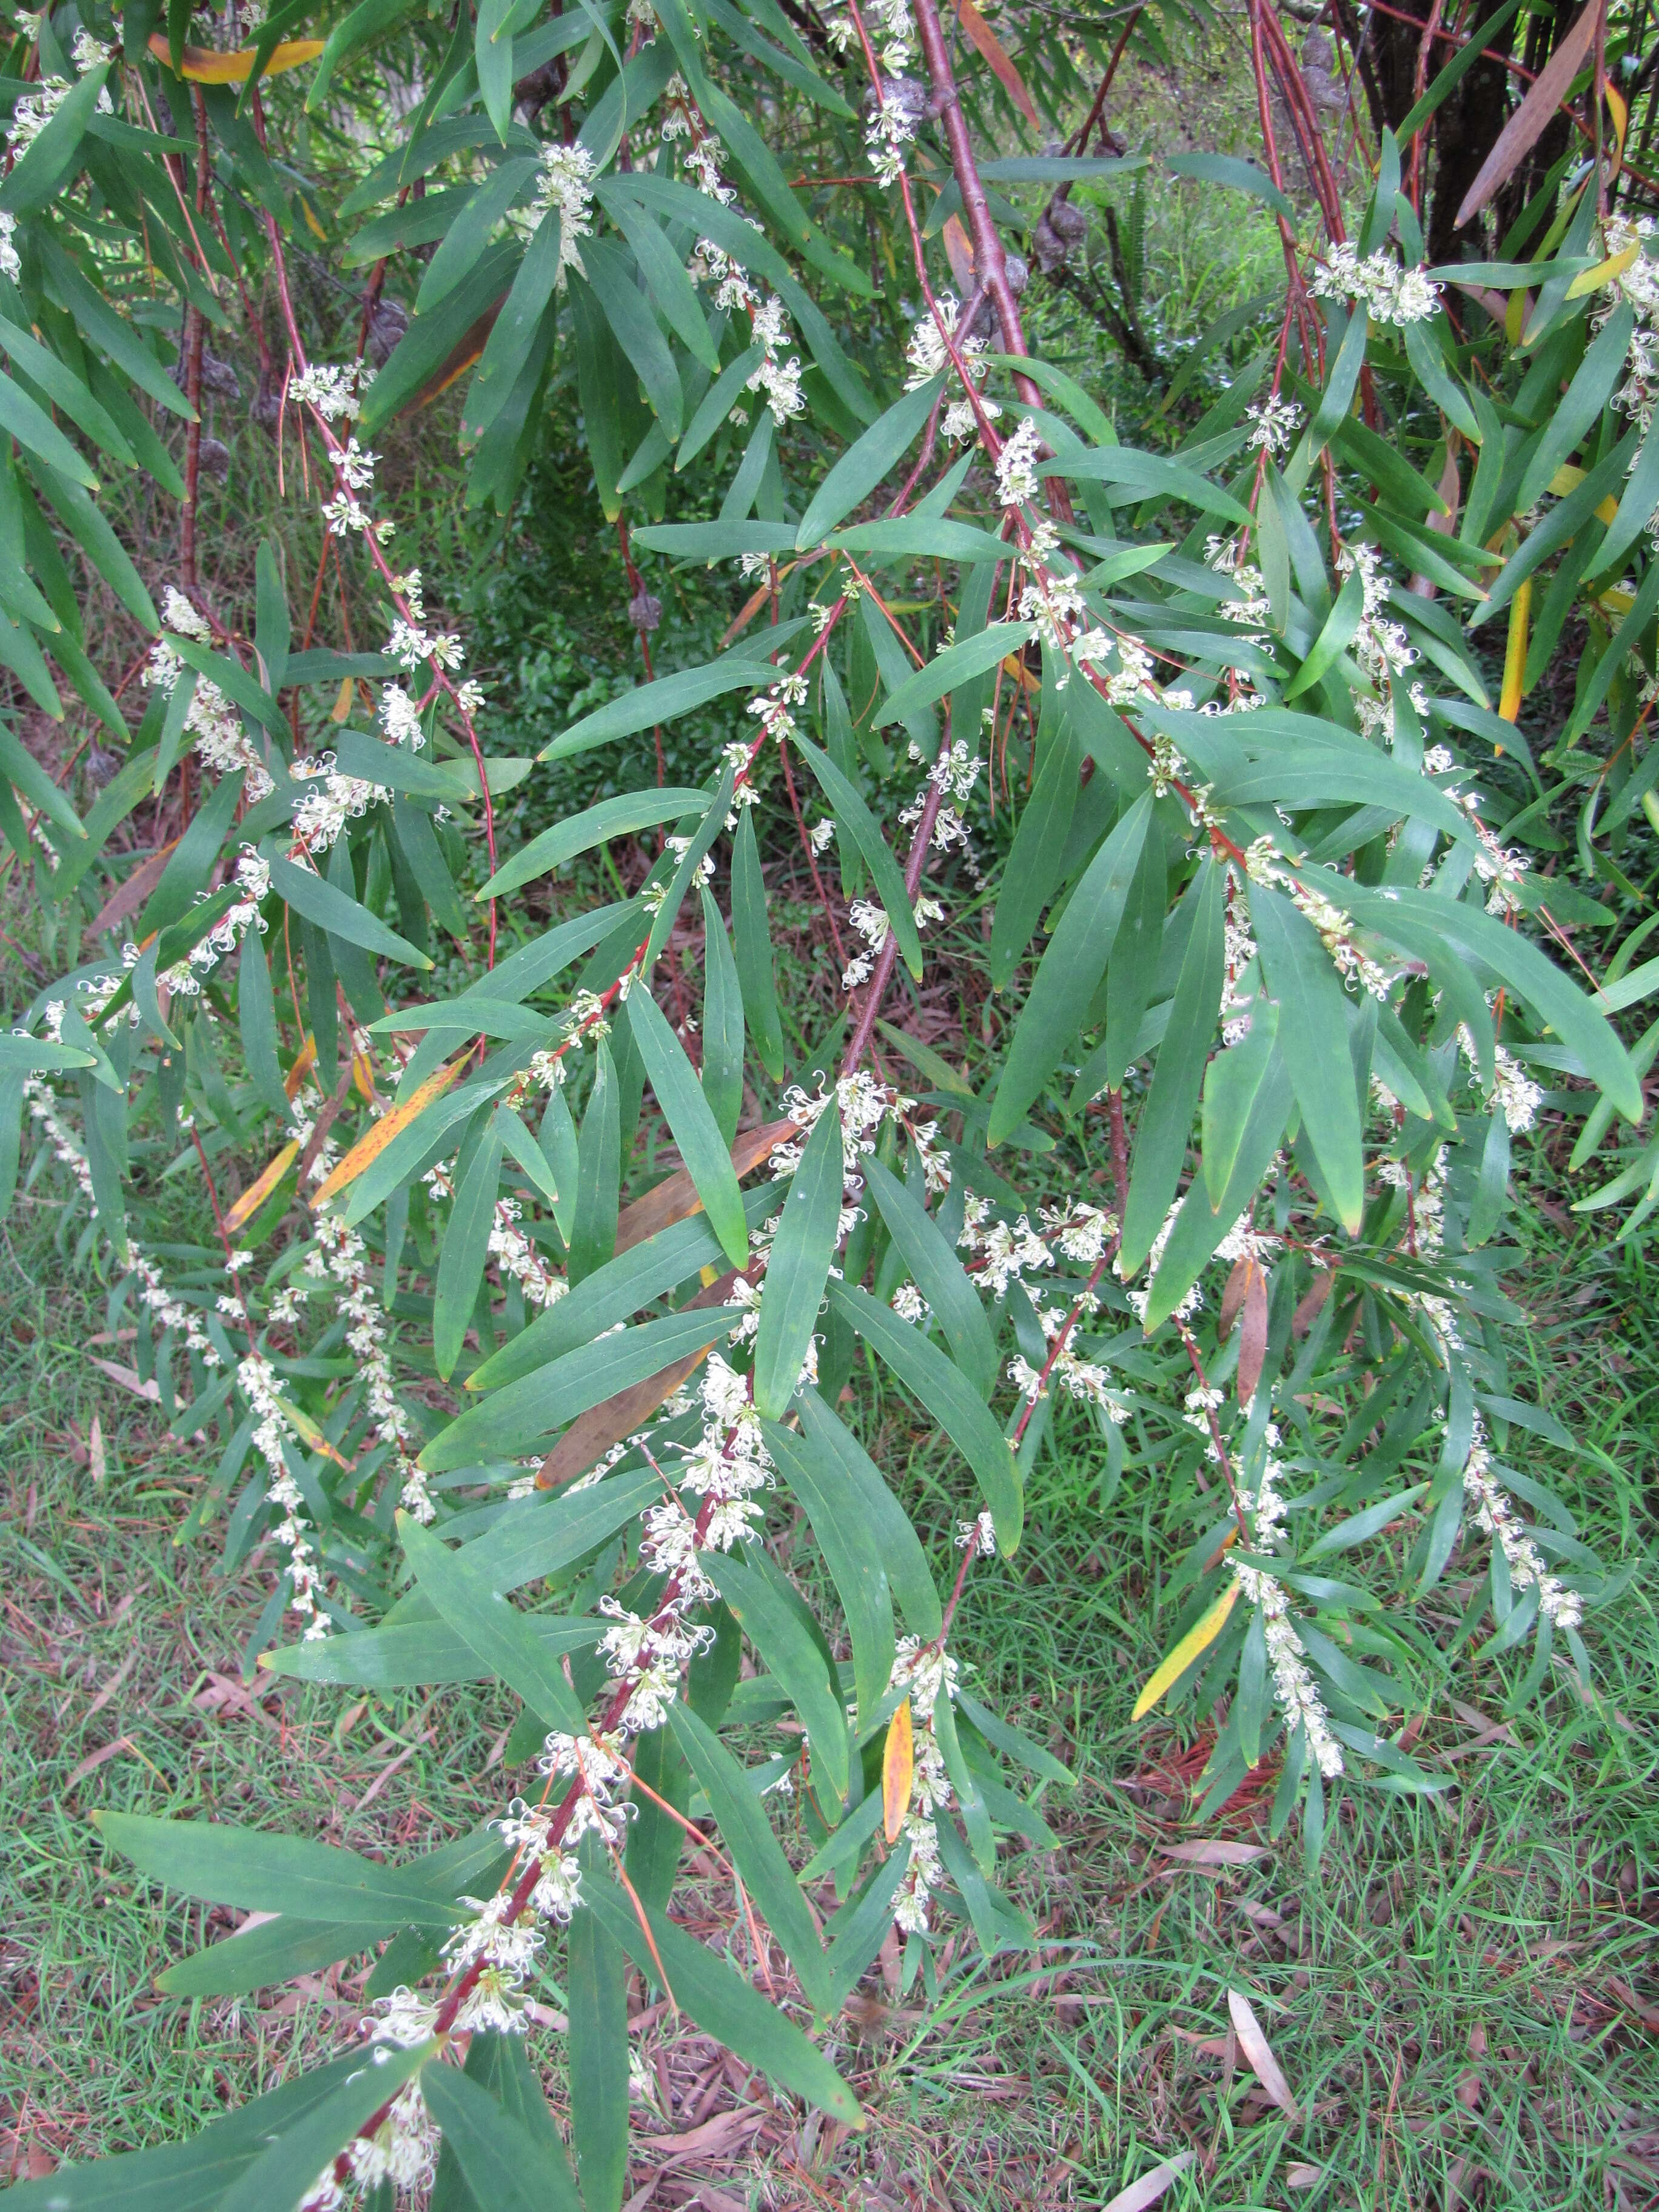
[4,0,1657,2200]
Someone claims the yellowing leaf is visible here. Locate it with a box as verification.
[1566,240,1640,300]
[882,1698,914,1844]
[1499,575,1531,723]
[223,1139,299,1235]
[1132,1580,1241,1721]
[351,1049,377,1101]
[301,197,328,242]
[1607,80,1630,163]
[309,1058,464,1209]
[273,1392,351,1468]
[284,1032,317,1100]
[330,676,355,723]
[148,31,324,81]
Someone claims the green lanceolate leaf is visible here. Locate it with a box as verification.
[421,2048,581,2212]
[795,374,943,546]
[216,2040,434,2212]
[1202,1001,1280,1207]
[666,1701,835,2013]
[751,1090,842,1418]
[267,852,434,970]
[703,1547,850,1801]
[568,1036,622,1283]
[731,803,785,1078]
[760,1413,894,1726]
[1250,881,1365,1233]
[790,732,923,979]
[1119,857,1226,1275]
[421,1304,743,1472]
[94,1814,463,1926]
[795,1389,940,1637]
[582,1877,862,2124]
[859,1154,998,1398]
[628,982,748,1267]
[398,1510,588,1729]
[829,1281,1022,1555]
[434,1119,505,1380]
[990,791,1153,1142]
[699,885,745,1147]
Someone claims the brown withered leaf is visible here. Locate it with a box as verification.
[1158,1839,1267,1868]
[1218,1253,1250,1341]
[1455,2,1600,230]
[1238,1260,1269,1408]
[1227,1986,1302,2125]
[89,840,178,942]
[1292,1266,1334,1339]
[615,1118,797,1255]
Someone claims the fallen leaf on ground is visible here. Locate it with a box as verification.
[1227,1986,1301,2123]
[1099,2152,1196,2211]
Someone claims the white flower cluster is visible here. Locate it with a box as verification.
[887,1634,957,1933]
[959,1196,1052,1296]
[424,1158,569,1315]
[1423,746,1527,917]
[23,1061,221,1379]
[1234,1562,1346,1777]
[321,438,387,540]
[289,358,368,423]
[1456,1023,1543,1134]
[1007,1296,1128,1419]
[300,2061,438,2212]
[1597,216,1659,489]
[1245,840,1393,999]
[146,847,272,1002]
[1335,543,1426,744]
[996,416,1043,510]
[1461,1411,1582,1629]
[312,1208,437,1523]
[683,166,804,426]
[1245,392,1302,456]
[144,587,276,801]
[1205,535,1273,639]
[4,28,113,165]
[896,740,987,887]
[840,890,941,991]
[532,142,596,289]
[290,753,392,856]
[238,1349,331,1638]
[905,292,999,444]
[1309,244,1441,327]
[0,211,18,284]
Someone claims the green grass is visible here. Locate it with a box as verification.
[4,1148,1657,2209]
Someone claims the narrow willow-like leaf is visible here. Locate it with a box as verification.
[751,1091,842,1418]
[627,982,748,1267]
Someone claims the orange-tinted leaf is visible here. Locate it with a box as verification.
[882,1698,914,1844]
[149,30,324,81]
[351,1049,377,1102]
[952,0,1039,126]
[309,1058,464,1208]
[330,676,355,724]
[223,1139,299,1235]
[284,1032,317,1100]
